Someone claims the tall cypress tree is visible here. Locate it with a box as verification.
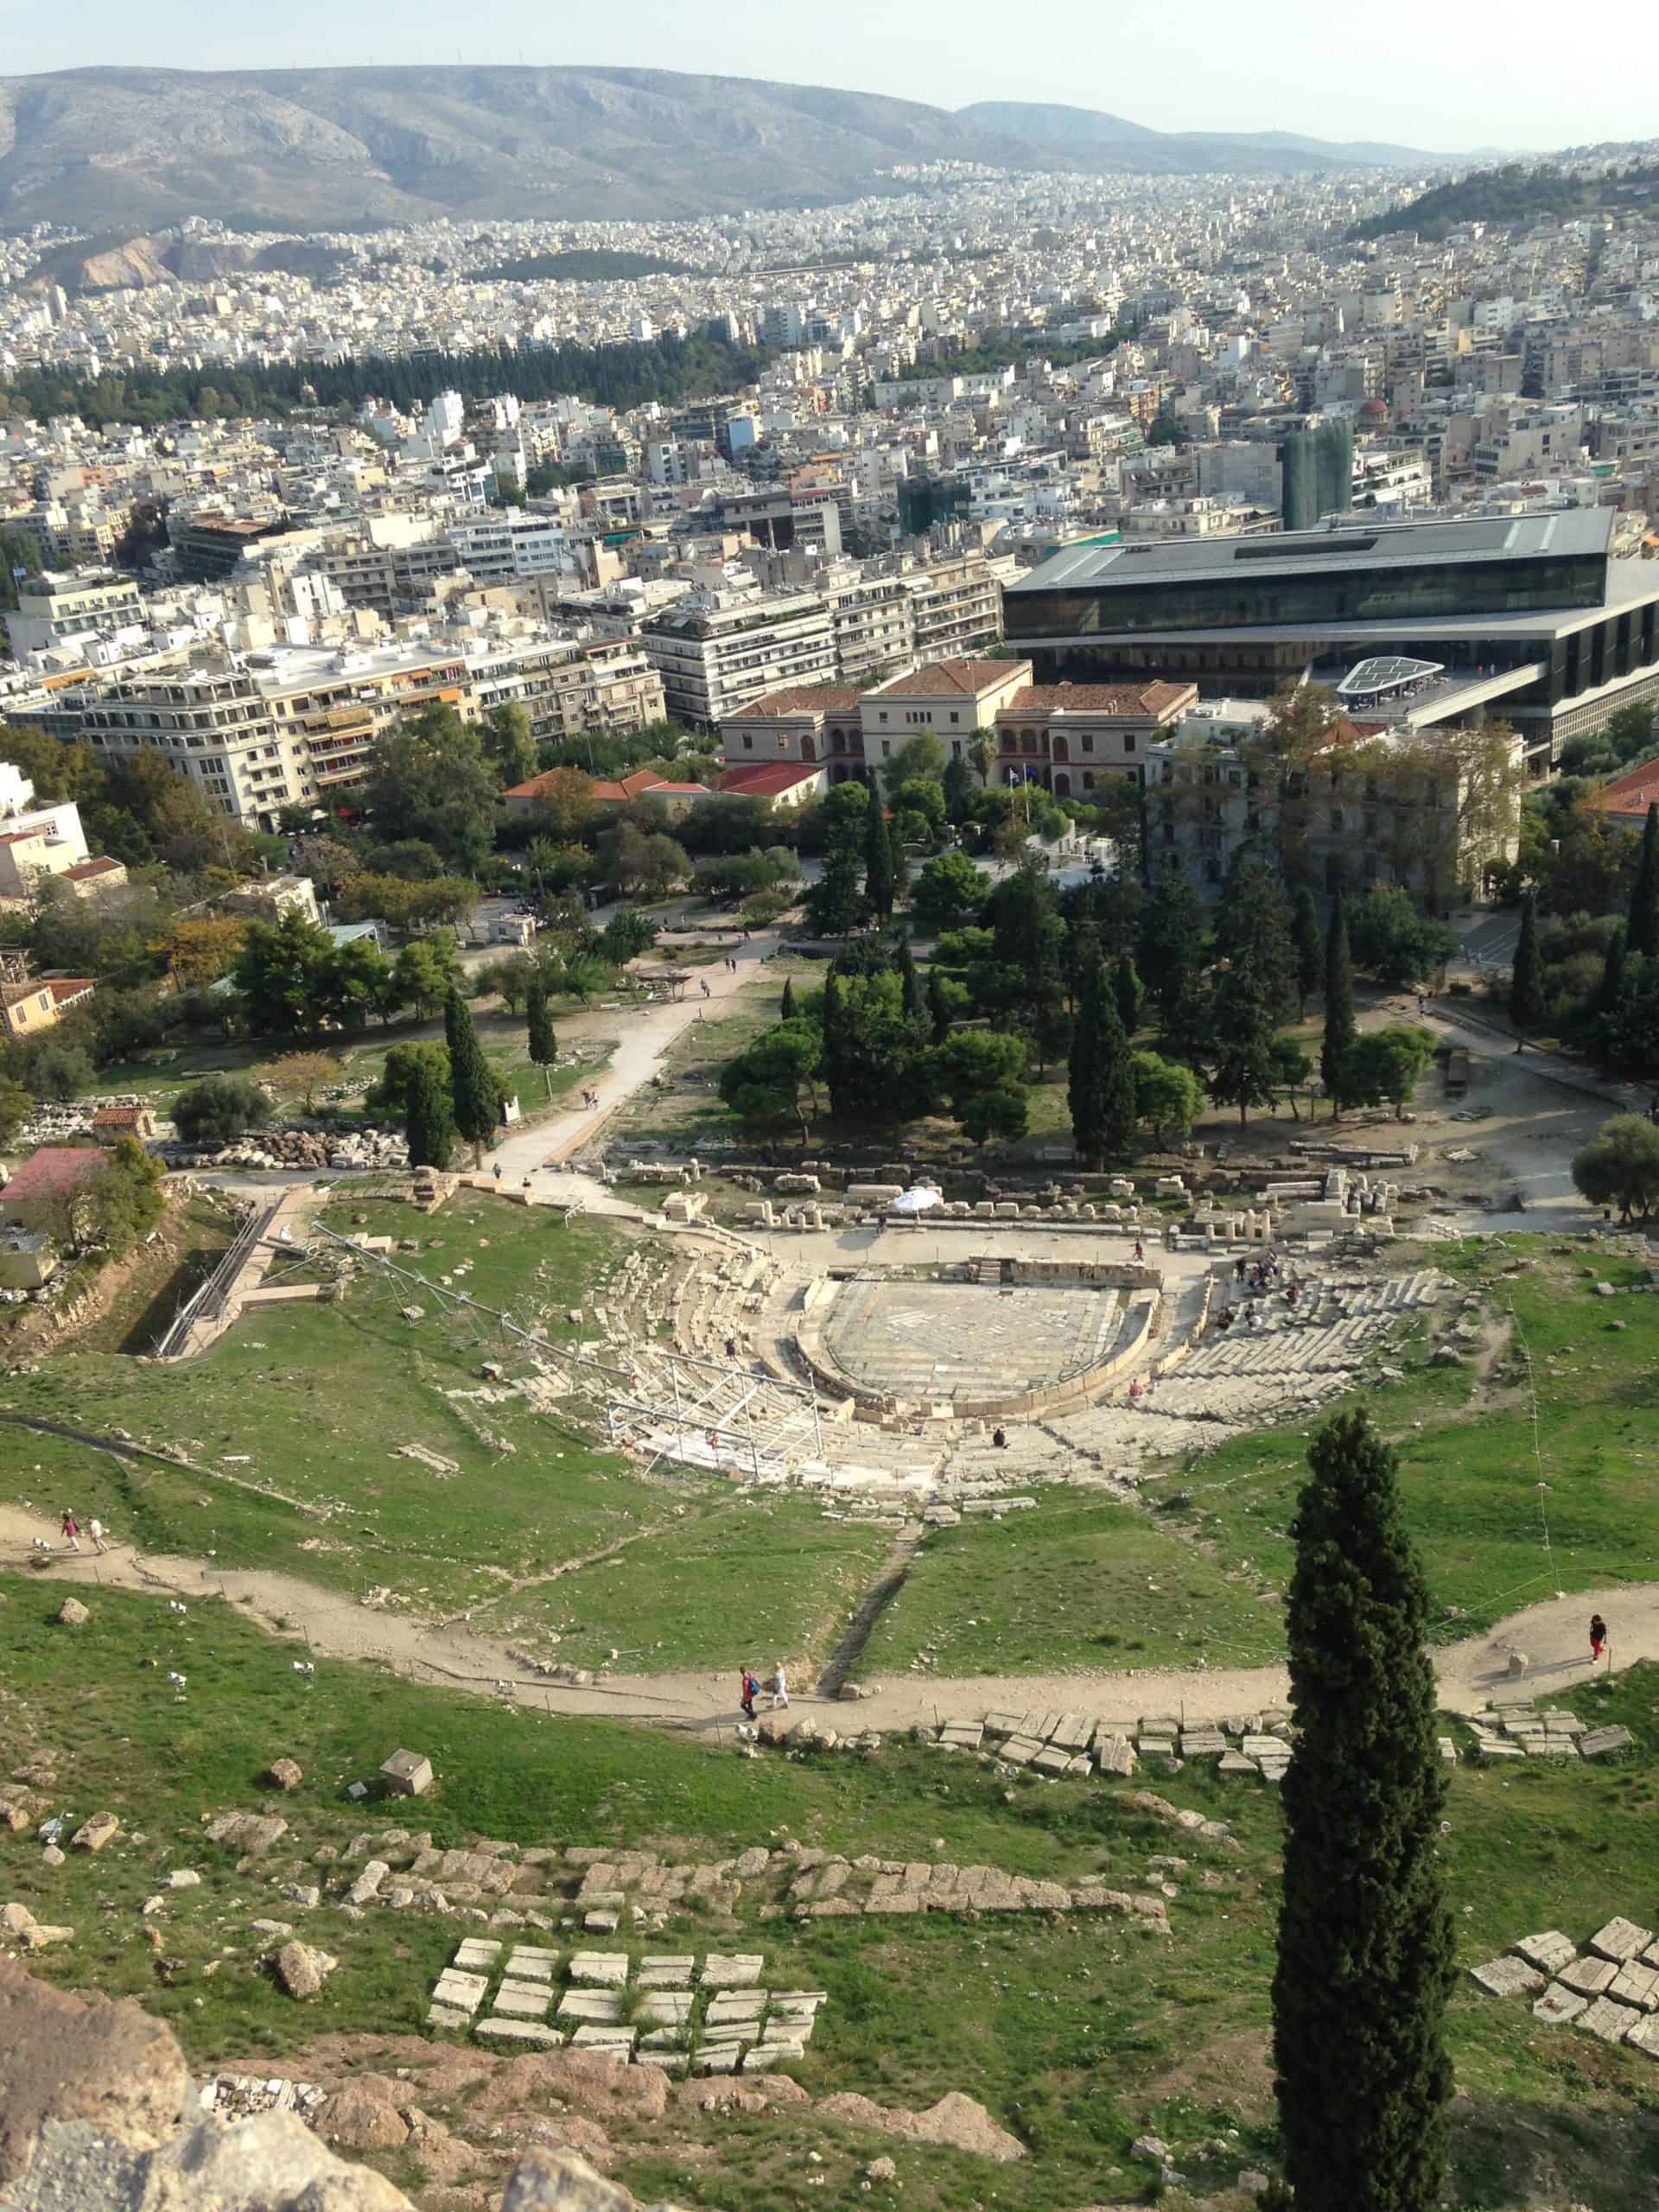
[444,990,499,1168]
[820,963,848,1119]
[1321,897,1357,1119]
[1068,957,1136,1166]
[1210,961,1279,1127]
[864,791,896,920]
[779,976,797,1023]
[1114,956,1141,1037]
[1272,1408,1454,2212]
[404,1054,456,1170]
[897,933,926,1027]
[1137,863,1206,1033]
[524,975,557,1097]
[1630,803,1659,959]
[1509,891,1542,1046]
[1292,885,1323,1019]
[1597,921,1627,1014]
[925,965,953,1045]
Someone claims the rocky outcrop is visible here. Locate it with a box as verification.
[817,2090,1027,2164]
[0,1965,688,2212]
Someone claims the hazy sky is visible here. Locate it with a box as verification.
[9,0,1657,155]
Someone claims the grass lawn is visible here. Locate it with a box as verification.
[608,969,809,1149]
[858,1491,1286,1678]
[471,1493,897,1675]
[8,1575,1659,2210]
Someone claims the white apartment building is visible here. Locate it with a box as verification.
[641,590,837,728]
[49,670,307,827]
[446,512,577,584]
[0,761,90,899]
[5,571,144,660]
[900,554,1005,660]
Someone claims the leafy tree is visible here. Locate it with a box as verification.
[363,705,501,875]
[960,1084,1029,1147]
[985,861,1069,1065]
[255,1051,337,1114]
[359,837,448,883]
[804,848,870,937]
[967,732,997,790]
[173,1074,271,1145]
[601,909,658,964]
[444,991,499,1166]
[322,938,397,1028]
[372,1040,450,1112]
[527,767,600,844]
[942,754,977,822]
[719,1020,822,1136]
[482,702,538,789]
[161,917,246,989]
[1629,804,1659,959]
[1347,887,1459,989]
[525,975,558,1096]
[83,1135,165,1256]
[1338,1026,1435,1117]
[930,1027,1028,1117]
[896,935,926,1027]
[1321,897,1357,1118]
[404,1051,456,1170]
[1131,1051,1205,1146]
[472,953,537,1015]
[1114,957,1141,1038]
[391,932,460,1019]
[909,849,988,934]
[864,792,897,920]
[0,1076,29,1150]
[882,732,948,793]
[595,823,689,899]
[1598,923,1628,1016]
[818,959,929,1123]
[23,1041,95,1101]
[1273,1408,1454,2212]
[1509,891,1543,1041]
[1292,886,1323,1018]
[1137,865,1207,1033]
[232,910,334,1037]
[1068,958,1136,1166]
[1572,1115,1659,1219]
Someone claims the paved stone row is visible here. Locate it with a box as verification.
[943,1707,1299,1785]
[426,1942,823,2074]
[1464,1704,1634,1763]
[1472,1917,1659,2055]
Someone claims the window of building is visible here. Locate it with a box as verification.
[742,734,753,750]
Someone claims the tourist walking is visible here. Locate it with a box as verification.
[1590,1612,1608,1664]
[1133,1238,1144,1262]
[60,1510,80,1552]
[740,1669,759,1722]
[770,1662,789,1710]
[87,1516,108,1555]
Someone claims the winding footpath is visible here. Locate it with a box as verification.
[0,1501,1642,1733]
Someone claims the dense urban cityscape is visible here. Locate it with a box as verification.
[3,39,1659,2212]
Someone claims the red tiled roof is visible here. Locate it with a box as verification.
[0,1146,103,1204]
[1587,762,1659,820]
[725,686,863,720]
[870,659,1030,699]
[717,763,827,798]
[46,977,95,1005]
[998,680,1196,718]
[91,1105,145,1127]
[60,858,124,881]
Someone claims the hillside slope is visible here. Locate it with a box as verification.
[957,99,1441,173]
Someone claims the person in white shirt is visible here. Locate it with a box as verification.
[770,1662,789,1709]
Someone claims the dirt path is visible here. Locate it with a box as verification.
[2,1500,1643,1731]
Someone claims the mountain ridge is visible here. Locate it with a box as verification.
[0,64,1462,233]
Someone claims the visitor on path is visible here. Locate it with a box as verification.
[724,1335,739,1360]
[1133,1238,1144,1262]
[492,1163,502,1181]
[740,1669,759,1721]
[991,1426,1007,1448]
[700,978,710,997]
[770,1662,789,1709]
[1590,1612,1608,1663]
[60,1510,80,1552]
[87,1516,107,1555]
[1235,1255,1247,1283]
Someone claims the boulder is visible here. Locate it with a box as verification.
[266,1758,304,1792]
[204,1810,289,1856]
[817,2090,1025,2164]
[502,2152,665,2212]
[315,2080,410,2151]
[56,1598,89,1627]
[271,1941,337,1999]
[0,1958,188,2184]
[0,1903,73,1952]
[70,1811,119,1853]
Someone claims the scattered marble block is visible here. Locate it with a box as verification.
[505,1948,557,1980]
[1470,1957,1546,1999]
[1626,2016,1659,2057]
[1512,1932,1578,1976]
[638,1955,695,1988]
[639,2027,691,2050]
[744,2042,805,2069]
[1560,1957,1618,1997]
[1032,1748,1072,1777]
[431,1970,488,2013]
[1589,1918,1655,1964]
[1438,1738,1458,1765]
[982,1712,1026,1738]
[380,1749,434,1797]
[1475,1741,1526,1762]
[1533,1984,1588,2026]
[701,1954,764,1988]
[426,2004,471,2032]
[1218,1753,1259,1777]
[1578,1996,1642,2044]
[639,1993,694,2026]
[632,2051,687,2074]
[454,1939,503,1970]
[557,1990,623,2025]
[1049,1713,1093,1753]
[695,2049,741,2075]
[939,1723,984,1752]
[474,2019,563,2049]
[1179,1732,1227,1758]
[706,1993,766,2026]
[1580,1726,1635,1759]
[570,2026,637,2053]
[493,1983,551,2019]
[584,1910,620,1934]
[1095,1733,1137,1777]
[1611,1961,1659,2012]
[999,1736,1044,1767]
[568,1951,629,1987]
